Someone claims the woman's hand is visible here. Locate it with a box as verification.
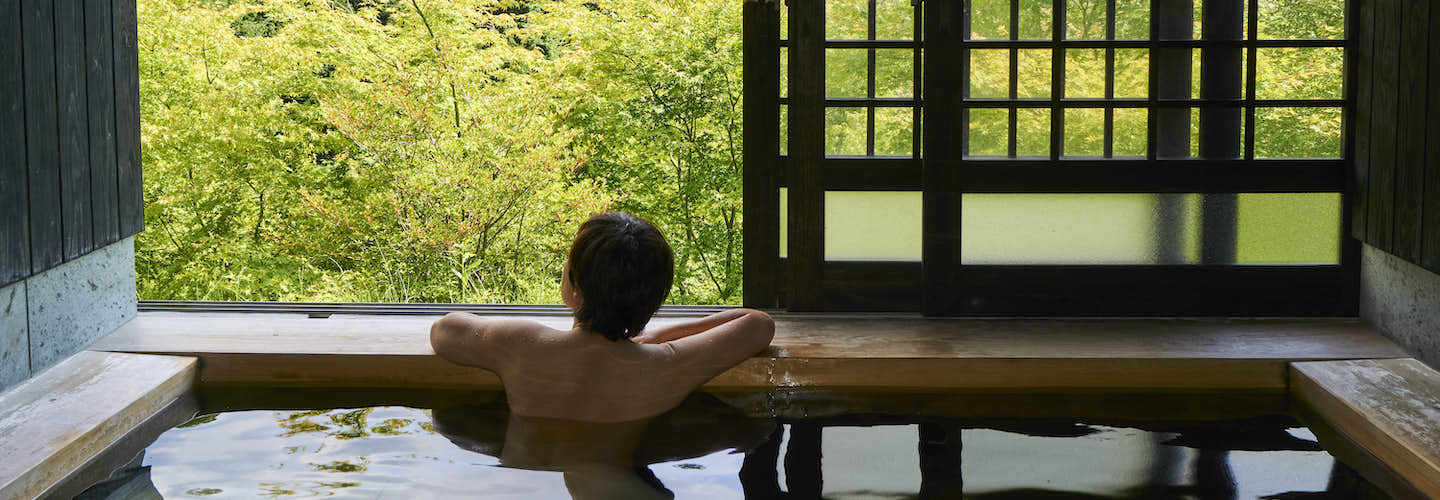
[631,309,760,345]
[630,331,661,344]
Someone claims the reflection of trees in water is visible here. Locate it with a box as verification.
[273,408,431,440]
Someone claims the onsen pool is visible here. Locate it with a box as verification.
[73,391,1386,500]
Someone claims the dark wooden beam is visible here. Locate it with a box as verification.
[1348,0,1374,242]
[742,0,781,308]
[921,0,964,316]
[785,0,824,310]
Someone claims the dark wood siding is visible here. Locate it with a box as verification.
[86,0,119,246]
[113,0,143,237]
[0,0,144,288]
[56,0,93,260]
[1392,0,1428,263]
[22,0,63,275]
[1352,0,1440,277]
[0,0,30,286]
[1427,0,1440,273]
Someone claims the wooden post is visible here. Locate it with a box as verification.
[786,0,825,310]
[743,0,782,308]
[922,0,965,316]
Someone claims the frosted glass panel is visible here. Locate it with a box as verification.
[962,194,1201,264]
[778,189,922,261]
[779,188,788,257]
[827,191,922,260]
[1237,193,1341,264]
[783,192,1339,264]
[961,194,1340,265]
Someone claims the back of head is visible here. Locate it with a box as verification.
[567,212,674,341]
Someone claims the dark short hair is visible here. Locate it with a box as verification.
[567,212,674,341]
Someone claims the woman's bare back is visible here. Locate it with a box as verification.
[430,309,773,422]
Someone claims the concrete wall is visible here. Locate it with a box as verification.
[1360,243,1440,368]
[0,237,136,391]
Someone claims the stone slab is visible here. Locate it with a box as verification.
[1361,244,1440,369]
[26,237,136,374]
[0,282,25,391]
[0,351,195,500]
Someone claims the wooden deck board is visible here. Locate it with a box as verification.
[0,351,195,500]
[89,312,1407,392]
[1290,358,1440,499]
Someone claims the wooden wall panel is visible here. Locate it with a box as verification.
[1,0,144,289]
[0,0,29,286]
[1427,0,1440,273]
[55,0,93,260]
[113,0,143,237]
[1365,0,1399,253]
[86,0,119,247]
[22,0,63,275]
[1392,0,1428,264]
[1352,0,1440,277]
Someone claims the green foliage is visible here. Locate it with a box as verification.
[138,0,741,304]
[548,0,744,302]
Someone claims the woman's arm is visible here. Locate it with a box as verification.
[429,312,540,370]
[632,309,757,344]
[664,309,775,370]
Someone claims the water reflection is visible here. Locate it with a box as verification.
[431,395,777,500]
[88,392,1387,499]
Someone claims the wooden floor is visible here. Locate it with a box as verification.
[90,312,1408,392]
[0,351,194,500]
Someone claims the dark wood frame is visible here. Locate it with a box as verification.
[743,0,1358,316]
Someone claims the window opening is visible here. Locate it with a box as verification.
[743,0,1353,315]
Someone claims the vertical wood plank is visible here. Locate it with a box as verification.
[55,0,92,260]
[786,0,824,310]
[113,0,143,238]
[86,0,118,247]
[1349,0,1374,241]
[1424,0,1440,274]
[1366,0,1400,252]
[742,0,780,308]
[0,0,30,287]
[22,0,63,274]
[1392,0,1428,263]
[922,0,964,315]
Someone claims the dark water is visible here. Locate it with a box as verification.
[82,393,1382,499]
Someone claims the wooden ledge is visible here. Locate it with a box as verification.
[89,312,1406,392]
[0,351,196,500]
[1290,359,1440,499]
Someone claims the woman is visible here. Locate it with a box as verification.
[430,211,775,422]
